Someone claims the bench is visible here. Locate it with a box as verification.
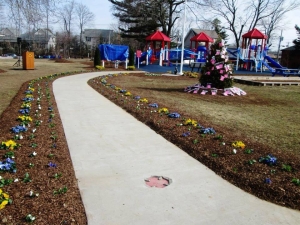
[272,68,300,77]
[190,62,205,72]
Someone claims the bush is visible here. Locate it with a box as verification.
[127,65,135,70]
[94,47,101,67]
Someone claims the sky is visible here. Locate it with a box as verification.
[86,0,299,51]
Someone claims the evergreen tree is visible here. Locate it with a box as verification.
[200,41,233,89]
[128,46,135,66]
[94,47,101,67]
[109,0,184,42]
[212,19,228,43]
[293,25,300,50]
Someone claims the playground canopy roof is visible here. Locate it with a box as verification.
[190,32,214,42]
[145,30,170,41]
[242,28,267,39]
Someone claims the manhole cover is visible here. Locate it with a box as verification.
[145,176,172,188]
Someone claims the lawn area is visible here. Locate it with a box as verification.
[106,74,300,154]
[0,58,93,114]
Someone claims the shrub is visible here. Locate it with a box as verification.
[94,47,101,67]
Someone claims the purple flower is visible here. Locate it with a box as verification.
[48,162,57,168]
[265,178,272,184]
[134,96,141,100]
[182,132,190,137]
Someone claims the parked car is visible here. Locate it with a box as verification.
[3,53,17,58]
[42,55,56,59]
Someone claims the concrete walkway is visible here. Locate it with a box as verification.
[53,72,300,225]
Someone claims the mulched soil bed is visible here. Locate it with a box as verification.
[0,73,87,224]
[88,72,300,211]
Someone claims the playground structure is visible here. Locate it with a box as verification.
[190,32,214,62]
[229,28,299,76]
[137,30,214,69]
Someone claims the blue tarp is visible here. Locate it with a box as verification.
[99,44,129,61]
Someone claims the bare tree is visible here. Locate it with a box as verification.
[195,0,300,48]
[260,0,299,45]
[76,3,94,57]
[59,0,76,58]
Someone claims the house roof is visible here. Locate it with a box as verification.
[83,29,113,38]
[190,28,218,39]
[190,32,214,42]
[145,30,170,41]
[281,46,297,51]
[242,28,267,39]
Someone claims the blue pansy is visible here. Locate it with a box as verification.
[22,97,34,102]
[168,112,181,118]
[11,125,28,133]
[149,103,158,108]
[19,108,30,114]
[200,127,216,134]
[259,154,277,166]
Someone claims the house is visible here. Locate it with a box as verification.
[183,28,218,49]
[0,27,56,54]
[82,29,114,49]
[280,46,300,69]
[21,29,56,50]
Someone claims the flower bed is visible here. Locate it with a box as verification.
[0,72,87,224]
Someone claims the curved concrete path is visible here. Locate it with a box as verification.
[53,72,300,225]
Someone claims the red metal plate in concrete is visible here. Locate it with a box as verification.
[145,176,171,188]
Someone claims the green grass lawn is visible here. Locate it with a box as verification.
[109,75,300,154]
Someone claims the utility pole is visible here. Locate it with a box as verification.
[276,30,283,62]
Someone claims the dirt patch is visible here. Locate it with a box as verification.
[54,58,73,63]
[0,69,6,73]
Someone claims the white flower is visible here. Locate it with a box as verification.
[222,142,225,145]
[32,151,37,156]
[38,106,41,110]
[29,190,33,196]
[32,128,36,133]
[0,176,2,179]
[233,149,237,154]
[14,178,19,182]
[20,134,23,139]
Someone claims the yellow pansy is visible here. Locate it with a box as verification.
[2,193,9,199]
[158,108,169,114]
[184,118,198,127]
[232,141,246,149]
[140,98,148,103]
